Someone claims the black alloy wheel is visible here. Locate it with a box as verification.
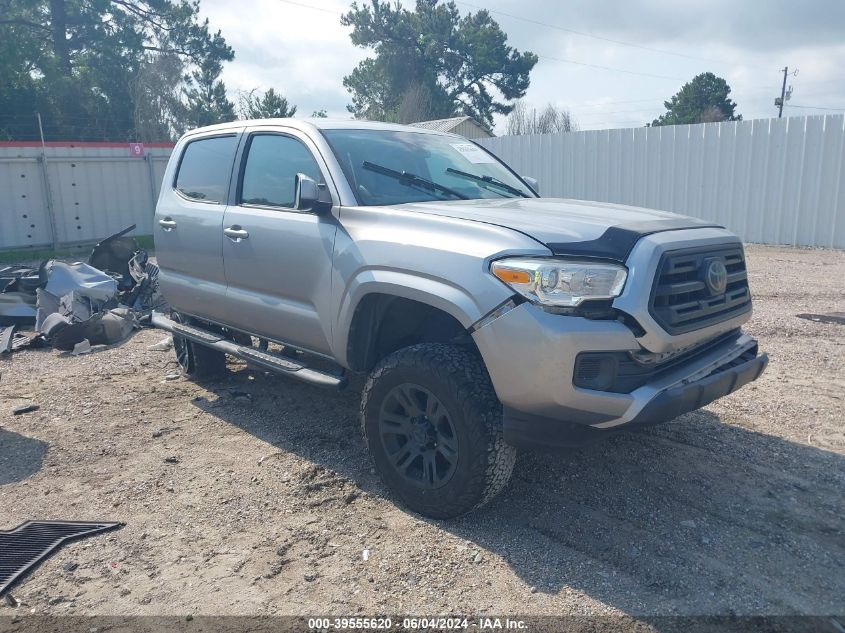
[378,383,459,489]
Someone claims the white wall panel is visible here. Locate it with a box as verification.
[481,115,845,249]
[0,156,51,248]
[0,144,173,249]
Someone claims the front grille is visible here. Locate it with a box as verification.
[649,245,751,334]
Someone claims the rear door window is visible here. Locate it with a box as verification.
[239,134,324,209]
[174,135,239,203]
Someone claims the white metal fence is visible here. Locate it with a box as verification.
[479,114,845,249]
[3,116,844,251]
[0,143,173,250]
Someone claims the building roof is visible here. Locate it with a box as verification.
[410,116,493,137]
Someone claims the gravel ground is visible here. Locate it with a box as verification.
[0,244,843,618]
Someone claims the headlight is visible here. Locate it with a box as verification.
[490,257,627,307]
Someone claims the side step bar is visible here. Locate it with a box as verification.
[150,312,347,389]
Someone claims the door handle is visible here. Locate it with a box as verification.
[158,218,177,231]
[223,226,249,241]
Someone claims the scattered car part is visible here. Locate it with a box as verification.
[24,333,47,349]
[88,224,139,290]
[32,261,142,350]
[0,325,16,354]
[123,251,161,311]
[0,263,46,326]
[39,312,73,341]
[1,330,46,355]
[34,288,60,331]
[1,226,160,353]
[0,292,37,326]
[12,405,39,415]
[0,521,122,597]
[87,224,163,312]
[71,339,92,355]
[797,312,845,325]
[148,336,174,351]
[48,308,138,351]
[0,264,46,294]
[0,266,31,292]
[35,261,118,335]
[11,332,30,351]
[40,261,118,305]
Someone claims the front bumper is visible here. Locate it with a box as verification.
[471,302,768,450]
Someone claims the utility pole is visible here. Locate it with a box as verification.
[775,66,797,118]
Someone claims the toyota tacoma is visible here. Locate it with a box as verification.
[152,119,768,518]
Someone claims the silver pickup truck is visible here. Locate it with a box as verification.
[152,119,768,518]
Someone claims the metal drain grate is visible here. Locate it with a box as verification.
[0,521,122,596]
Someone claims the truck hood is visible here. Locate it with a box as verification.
[393,197,720,261]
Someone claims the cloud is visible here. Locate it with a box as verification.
[199,0,845,131]
[201,0,364,117]
[501,0,845,50]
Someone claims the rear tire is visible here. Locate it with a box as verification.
[361,343,515,519]
[171,312,227,379]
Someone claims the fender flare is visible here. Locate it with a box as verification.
[333,268,492,368]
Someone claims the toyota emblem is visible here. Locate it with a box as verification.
[704,259,728,295]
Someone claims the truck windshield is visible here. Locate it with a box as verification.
[321,129,535,206]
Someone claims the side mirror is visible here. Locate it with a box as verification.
[293,174,332,214]
[522,176,539,195]
[294,173,320,211]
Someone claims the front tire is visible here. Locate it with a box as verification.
[361,343,515,518]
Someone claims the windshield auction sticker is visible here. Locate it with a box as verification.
[450,142,496,164]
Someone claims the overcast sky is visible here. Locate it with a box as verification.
[200,0,845,133]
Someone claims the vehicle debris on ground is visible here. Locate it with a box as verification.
[147,336,174,351]
[0,263,43,327]
[796,312,845,325]
[0,325,20,355]
[0,521,122,597]
[0,225,164,356]
[11,404,39,416]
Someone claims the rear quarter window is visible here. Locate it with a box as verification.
[174,135,239,203]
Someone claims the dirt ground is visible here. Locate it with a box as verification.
[0,244,843,619]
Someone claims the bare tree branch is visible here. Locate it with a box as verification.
[142,44,199,61]
[110,0,175,32]
[506,101,578,135]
